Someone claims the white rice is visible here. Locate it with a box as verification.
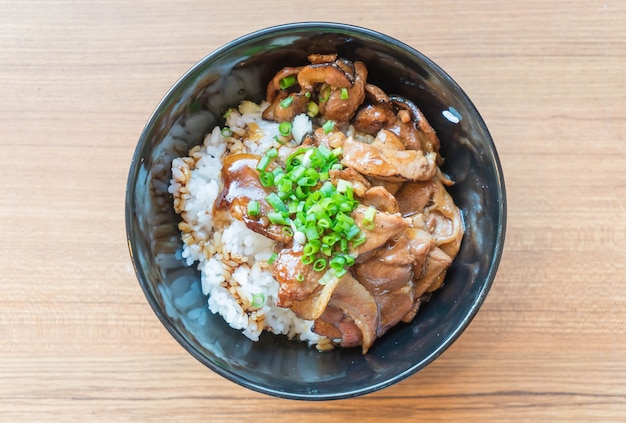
[168,101,329,348]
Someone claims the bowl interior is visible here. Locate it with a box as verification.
[126,22,506,400]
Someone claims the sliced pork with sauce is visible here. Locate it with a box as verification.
[218,54,464,353]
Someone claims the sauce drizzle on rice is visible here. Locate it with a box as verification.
[169,55,464,353]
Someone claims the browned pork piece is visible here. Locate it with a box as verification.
[360,186,399,214]
[350,205,411,256]
[273,246,325,308]
[396,177,464,258]
[239,54,465,353]
[217,153,292,243]
[312,273,378,353]
[341,135,438,183]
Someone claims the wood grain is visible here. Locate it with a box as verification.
[1,0,625,421]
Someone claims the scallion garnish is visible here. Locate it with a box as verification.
[278,121,292,137]
[251,293,265,308]
[279,75,296,90]
[319,85,331,103]
[363,206,377,230]
[313,258,327,272]
[257,142,363,280]
[322,120,335,134]
[256,155,271,172]
[267,211,288,225]
[279,96,294,109]
[247,200,260,217]
[340,87,349,100]
[266,192,287,213]
[259,171,274,187]
[307,101,319,117]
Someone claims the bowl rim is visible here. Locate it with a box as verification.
[125,20,507,401]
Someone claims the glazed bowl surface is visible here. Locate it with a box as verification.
[126,22,506,400]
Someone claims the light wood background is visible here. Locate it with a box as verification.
[2,0,625,421]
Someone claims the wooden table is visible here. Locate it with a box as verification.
[2,1,625,421]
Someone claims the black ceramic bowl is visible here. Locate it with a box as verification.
[126,22,506,400]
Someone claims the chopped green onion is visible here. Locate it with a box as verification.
[289,164,306,181]
[313,258,327,272]
[336,212,354,227]
[267,252,278,264]
[251,143,367,280]
[304,91,312,98]
[266,192,288,213]
[298,176,317,187]
[221,127,232,137]
[279,96,294,109]
[322,120,335,134]
[247,200,260,217]
[308,203,323,217]
[273,167,285,179]
[319,181,335,196]
[275,172,288,189]
[296,273,305,282]
[319,85,331,103]
[278,121,292,137]
[303,242,320,256]
[317,144,333,159]
[322,233,340,246]
[339,238,348,253]
[330,255,347,270]
[318,216,331,229]
[267,212,288,225]
[305,225,320,241]
[295,185,308,200]
[336,179,351,193]
[333,267,348,277]
[363,206,377,230]
[340,87,349,100]
[351,232,367,247]
[345,224,362,240]
[256,155,270,172]
[259,171,274,187]
[251,293,265,308]
[279,75,296,90]
[307,101,319,117]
